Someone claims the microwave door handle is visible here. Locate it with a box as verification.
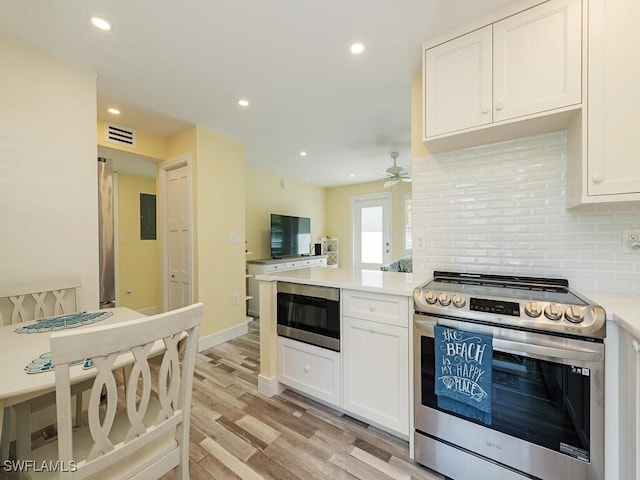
[493,338,602,363]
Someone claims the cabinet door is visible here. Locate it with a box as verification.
[493,0,582,122]
[586,0,640,198]
[343,316,409,435]
[619,328,639,480]
[424,25,492,138]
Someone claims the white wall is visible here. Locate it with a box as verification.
[412,131,640,294]
[0,36,99,308]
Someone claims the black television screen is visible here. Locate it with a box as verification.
[270,214,311,258]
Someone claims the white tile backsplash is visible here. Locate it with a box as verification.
[412,131,640,294]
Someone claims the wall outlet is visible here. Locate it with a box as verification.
[622,229,640,253]
[232,293,239,305]
[415,233,426,251]
[125,285,132,294]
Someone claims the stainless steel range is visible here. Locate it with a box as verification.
[413,271,606,480]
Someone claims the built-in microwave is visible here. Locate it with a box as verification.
[276,282,340,351]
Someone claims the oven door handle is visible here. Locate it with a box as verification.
[493,338,601,363]
[414,320,602,363]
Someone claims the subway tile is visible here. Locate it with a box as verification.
[413,131,640,295]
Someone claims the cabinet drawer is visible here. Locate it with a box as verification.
[265,258,326,272]
[343,290,409,327]
[278,337,341,407]
[265,262,296,272]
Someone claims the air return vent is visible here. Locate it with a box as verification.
[105,123,136,147]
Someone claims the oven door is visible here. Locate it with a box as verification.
[414,314,604,480]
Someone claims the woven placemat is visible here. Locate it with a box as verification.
[15,311,113,334]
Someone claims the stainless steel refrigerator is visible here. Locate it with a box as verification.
[98,157,115,308]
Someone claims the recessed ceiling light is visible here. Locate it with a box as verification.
[107,108,120,115]
[350,43,365,55]
[300,151,307,157]
[349,173,356,177]
[91,17,111,31]
[238,99,249,107]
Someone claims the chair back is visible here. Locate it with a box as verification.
[49,303,203,479]
[0,277,81,326]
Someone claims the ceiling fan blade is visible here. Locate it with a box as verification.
[384,178,399,188]
[373,170,395,178]
[401,177,412,183]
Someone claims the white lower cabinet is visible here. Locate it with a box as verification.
[277,288,411,437]
[342,315,409,436]
[607,322,640,480]
[278,336,341,407]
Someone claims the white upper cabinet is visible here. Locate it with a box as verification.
[423,0,582,150]
[424,26,493,138]
[493,0,582,122]
[574,0,640,202]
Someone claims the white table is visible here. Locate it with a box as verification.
[0,307,144,454]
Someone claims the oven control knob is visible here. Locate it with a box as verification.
[452,293,466,308]
[424,290,438,305]
[438,292,451,306]
[524,301,542,318]
[544,303,563,321]
[565,305,585,323]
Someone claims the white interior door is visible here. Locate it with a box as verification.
[352,194,392,270]
[165,164,191,310]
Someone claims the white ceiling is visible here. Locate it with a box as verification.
[1,0,523,187]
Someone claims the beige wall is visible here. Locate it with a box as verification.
[117,174,159,312]
[0,36,99,308]
[325,181,411,269]
[193,127,247,338]
[101,121,248,340]
[246,166,326,260]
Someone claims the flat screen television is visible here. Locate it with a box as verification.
[270,213,311,258]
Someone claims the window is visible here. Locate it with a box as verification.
[403,193,412,254]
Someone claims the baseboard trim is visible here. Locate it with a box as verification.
[258,374,284,397]
[198,322,248,352]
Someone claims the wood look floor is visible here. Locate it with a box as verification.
[3,320,444,480]
[171,320,444,480]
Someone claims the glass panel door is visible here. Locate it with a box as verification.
[351,194,392,270]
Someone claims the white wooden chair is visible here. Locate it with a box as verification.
[0,277,82,459]
[0,277,81,327]
[23,302,203,480]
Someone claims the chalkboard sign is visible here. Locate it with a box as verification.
[140,193,156,240]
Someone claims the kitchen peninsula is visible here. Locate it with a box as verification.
[256,266,416,438]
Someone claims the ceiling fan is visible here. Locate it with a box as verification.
[376,151,411,188]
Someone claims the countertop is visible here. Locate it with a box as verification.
[256,267,414,296]
[256,267,639,337]
[580,289,640,338]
